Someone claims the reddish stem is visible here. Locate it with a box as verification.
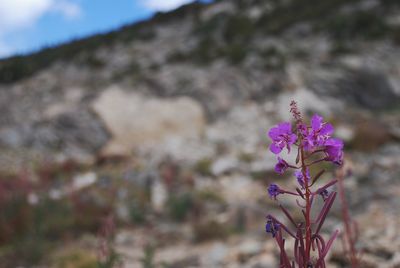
[300,139,312,268]
[337,168,359,267]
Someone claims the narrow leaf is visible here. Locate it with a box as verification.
[310,169,325,186]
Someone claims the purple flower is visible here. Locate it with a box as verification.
[268,183,282,199]
[311,114,334,143]
[295,168,310,188]
[275,157,289,175]
[324,138,344,165]
[319,189,329,201]
[303,114,334,151]
[268,122,297,154]
[266,217,280,237]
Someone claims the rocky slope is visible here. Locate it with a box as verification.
[0,0,399,166]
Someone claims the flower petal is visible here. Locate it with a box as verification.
[270,143,283,154]
[289,133,298,145]
[278,122,291,133]
[325,138,343,147]
[311,114,323,131]
[320,123,334,136]
[268,127,280,140]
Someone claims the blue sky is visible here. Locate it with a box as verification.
[0,0,210,59]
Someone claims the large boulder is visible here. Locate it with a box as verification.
[91,86,206,156]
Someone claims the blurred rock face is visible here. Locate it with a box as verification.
[0,0,399,168]
[92,86,206,156]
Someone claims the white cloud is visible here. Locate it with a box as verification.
[0,0,82,57]
[52,1,82,19]
[142,0,193,11]
[0,0,53,32]
[0,0,82,32]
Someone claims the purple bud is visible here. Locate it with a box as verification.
[268,183,282,199]
[265,217,280,237]
[295,168,310,188]
[320,189,329,201]
[275,157,289,175]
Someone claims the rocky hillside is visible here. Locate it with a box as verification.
[0,0,400,267]
[0,0,399,167]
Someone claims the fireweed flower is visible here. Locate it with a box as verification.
[268,122,297,154]
[295,168,310,188]
[275,157,289,174]
[265,102,343,267]
[324,138,344,165]
[266,217,280,237]
[268,183,282,199]
[303,114,334,151]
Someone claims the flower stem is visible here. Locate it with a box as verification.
[300,139,312,267]
[337,167,359,267]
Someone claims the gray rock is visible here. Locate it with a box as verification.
[336,69,400,110]
[151,179,168,212]
[237,240,263,258]
[72,172,97,191]
[211,155,239,176]
[0,127,24,147]
[0,108,108,164]
[202,243,228,266]
[335,125,355,143]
